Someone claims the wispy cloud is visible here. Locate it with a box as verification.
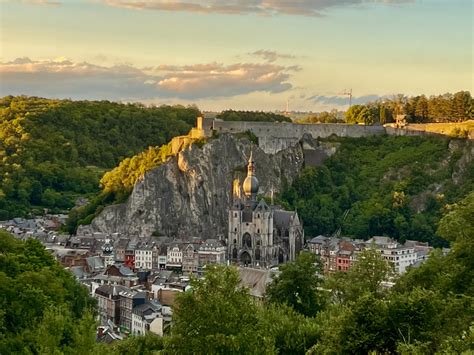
[250,50,295,63]
[0,57,296,101]
[102,0,413,16]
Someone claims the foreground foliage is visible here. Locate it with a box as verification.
[0,230,97,354]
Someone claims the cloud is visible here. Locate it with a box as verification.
[0,57,295,101]
[102,0,413,16]
[307,94,387,106]
[250,50,295,63]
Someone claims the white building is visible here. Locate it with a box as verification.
[166,245,182,268]
[131,302,162,336]
[197,239,226,267]
[135,242,158,270]
[367,236,417,273]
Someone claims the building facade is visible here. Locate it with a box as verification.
[228,152,303,268]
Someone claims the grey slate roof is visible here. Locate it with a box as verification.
[273,210,295,230]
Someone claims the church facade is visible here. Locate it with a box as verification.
[228,152,303,268]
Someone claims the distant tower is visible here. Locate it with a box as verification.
[339,89,352,108]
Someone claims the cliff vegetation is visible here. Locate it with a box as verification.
[279,135,473,247]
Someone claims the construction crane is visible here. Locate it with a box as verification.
[339,89,353,108]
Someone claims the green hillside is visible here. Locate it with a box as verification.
[0,96,200,219]
[279,135,473,246]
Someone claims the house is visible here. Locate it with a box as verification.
[182,244,199,274]
[86,256,105,274]
[158,246,168,269]
[119,289,147,332]
[114,238,130,262]
[125,249,135,269]
[366,237,417,273]
[131,301,162,336]
[135,240,158,270]
[198,239,226,267]
[95,284,128,326]
[166,245,182,269]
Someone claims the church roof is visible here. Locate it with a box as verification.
[273,210,296,230]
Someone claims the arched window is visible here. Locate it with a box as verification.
[242,233,252,248]
[255,248,261,261]
[285,230,290,238]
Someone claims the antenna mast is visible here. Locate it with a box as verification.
[340,89,352,108]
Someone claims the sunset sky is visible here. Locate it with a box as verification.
[1,0,472,111]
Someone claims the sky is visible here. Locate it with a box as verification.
[0,0,472,111]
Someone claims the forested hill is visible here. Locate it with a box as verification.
[0,96,200,219]
[279,135,473,247]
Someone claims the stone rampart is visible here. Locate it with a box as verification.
[212,120,386,153]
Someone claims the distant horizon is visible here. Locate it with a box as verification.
[1,1,472,111]
[2,91,471,115]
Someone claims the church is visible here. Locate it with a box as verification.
[228,152,303,268]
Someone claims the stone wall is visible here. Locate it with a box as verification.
[210,120,456,154]
[212,120,386,154]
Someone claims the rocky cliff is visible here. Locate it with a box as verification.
[78,134,330,239]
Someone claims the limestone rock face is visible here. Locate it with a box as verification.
[80,134,312,239]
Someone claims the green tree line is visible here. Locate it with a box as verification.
[0,96,200,219]
[217,110,291,122]
[345,91,472,125]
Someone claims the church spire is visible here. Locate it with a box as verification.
[243,148,259,199]
[247,150,255,176]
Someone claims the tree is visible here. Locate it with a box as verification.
[266,252,325,317]
[167,265,272,354]
[324,247,394,304]
[0,231,97,354]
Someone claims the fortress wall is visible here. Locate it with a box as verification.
[385,127,446,138]
[212,121,386,153]
[213,120,385,138]
[211,120,453,154]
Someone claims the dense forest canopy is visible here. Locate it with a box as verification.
[0,96,200,219]
[279,136,473,247]
[217,110,292,122]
